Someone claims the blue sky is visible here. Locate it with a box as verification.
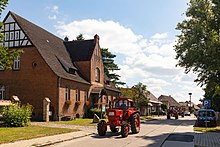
[2,0,204,104]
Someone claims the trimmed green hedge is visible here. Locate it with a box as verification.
[2,103,33,127]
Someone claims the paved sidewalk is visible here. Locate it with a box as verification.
[194,132,220,147]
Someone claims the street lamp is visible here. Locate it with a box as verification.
[189,93,192,112]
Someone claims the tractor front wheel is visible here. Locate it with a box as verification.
[110,126,119,133]
[97,120,107,136]
[121,122,129,137]
[130,113,140,134]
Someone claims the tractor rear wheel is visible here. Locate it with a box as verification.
[130,113,140,134]
[175,114,178,119]
[110,126,119,133]
[97,120,107,136]
[121,122,129,137]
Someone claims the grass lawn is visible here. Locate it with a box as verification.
[194,126,220,133]
[56,118,107,126]
[140,115,164,120]
[0,125,78,144]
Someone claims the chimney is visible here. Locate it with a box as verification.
[64,36,69,42]
[94,34,99,43]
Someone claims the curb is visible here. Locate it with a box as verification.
[33,133,95,147]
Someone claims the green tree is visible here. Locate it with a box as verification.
[132,82,149,108]
[101,48,125,86]
[175,0,220,108]
[161,103,167,111]
[76,34,85,40]
[120,87,136,98]
[0,0,23,69]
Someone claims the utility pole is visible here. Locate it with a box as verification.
[189,93,192,112]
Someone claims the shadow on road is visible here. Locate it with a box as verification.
[135,132,195,147]
[91,131,134,139]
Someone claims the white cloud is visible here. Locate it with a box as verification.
[51,5,59,14]
[56,19,142,55]
[151,33,168,40]
[46,5,59,20]
[55,19,204,104]
[48,15,57,20]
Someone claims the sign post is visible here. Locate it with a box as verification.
[202,100,211,129]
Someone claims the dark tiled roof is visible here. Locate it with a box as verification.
[148,91,161,103]
[64,40,96,61]
[9,12,89,84]
[158,95,181,107]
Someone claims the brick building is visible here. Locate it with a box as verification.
[0,11,120,121]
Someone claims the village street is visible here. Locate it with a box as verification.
[52,116,196,147]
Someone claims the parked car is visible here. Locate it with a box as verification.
[195,109,217,127]
[184,111,191,116]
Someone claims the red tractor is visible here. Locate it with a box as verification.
[167,107,179,119]
[97,97,140,137]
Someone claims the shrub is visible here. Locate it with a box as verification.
[87,108,105,118]
[2,103,33,127]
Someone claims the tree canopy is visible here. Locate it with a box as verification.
[175,0,220,86]
[101,48,125,86]
[76,34,84,40]
[175,0,220,110]
[0,0,23,70]
[132,82,149,108]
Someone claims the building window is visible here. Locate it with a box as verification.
[5,33,9,41]
[95,68,100,82]
[65,87,70,101]
[106,96,109,104]
[13,56,20,70]
[84,91,88,102]
[0,85,5,100]
[76,89,80,101]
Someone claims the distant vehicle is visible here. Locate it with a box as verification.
[195,109,217,127]
[184,111,191,116]
[167,107,178,119]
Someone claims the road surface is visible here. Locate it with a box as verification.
[52,116,196,147]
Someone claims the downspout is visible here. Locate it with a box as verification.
[58,76,61,121]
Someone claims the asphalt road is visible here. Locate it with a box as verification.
[52,116,196,147]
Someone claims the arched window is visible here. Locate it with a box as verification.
[95,68,100,82]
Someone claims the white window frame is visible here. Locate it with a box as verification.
[65,87,70,101]
[13,56,20,70]
[0,85,5,100]
[84,91,88,102]
[95,68,100,82]
[76,89,80,101]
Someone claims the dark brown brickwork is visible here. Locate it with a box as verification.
[0,12,120,121]
[0,47,58,121]
[59,78,90,118]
